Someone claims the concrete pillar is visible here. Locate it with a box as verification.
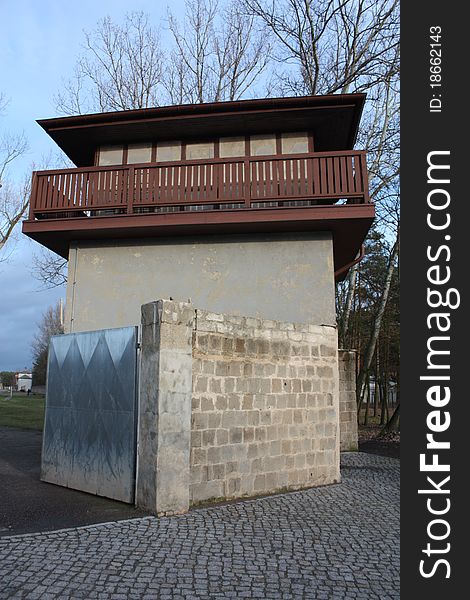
[338,350,358,451]
[136,299,194,515]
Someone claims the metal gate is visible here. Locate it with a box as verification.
[41,326,138,503]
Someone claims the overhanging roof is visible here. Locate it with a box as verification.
[37,94,366,167]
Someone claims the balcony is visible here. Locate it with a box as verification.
[23,150,374,278]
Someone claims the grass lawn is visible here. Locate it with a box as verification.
[0,394,45,430]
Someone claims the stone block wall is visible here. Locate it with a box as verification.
[190,309,340,505]
[136,299,342,515]
[338,350,358,451]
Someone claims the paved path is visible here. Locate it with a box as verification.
[0,426,148,536]
[0,453,399,599]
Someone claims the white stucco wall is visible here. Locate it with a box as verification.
[64,233,336,333]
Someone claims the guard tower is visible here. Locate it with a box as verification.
[23,94,374,333]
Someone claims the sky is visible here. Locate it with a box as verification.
[0,0,185,371]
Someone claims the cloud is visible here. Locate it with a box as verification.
[0,239,65,371]
[0,0,171,370]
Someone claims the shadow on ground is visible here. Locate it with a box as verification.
[0,426,150,537]
[359,439,400,459]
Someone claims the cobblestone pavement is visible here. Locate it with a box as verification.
[0,453,399,599]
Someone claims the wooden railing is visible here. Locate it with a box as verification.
[28,150,369,220]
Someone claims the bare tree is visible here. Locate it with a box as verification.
[166,0,270,104]
[245,0,400,421]
[243,0,400,229]
[0,176,30,256]
[243,0,399,96]
[356,236,399,408]
[55,12,164,115]
[241,1,399,175]
[31,302,64,385]
[0,95,30,256]
[338,71,400,347]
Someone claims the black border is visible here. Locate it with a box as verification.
[401,4,467,597]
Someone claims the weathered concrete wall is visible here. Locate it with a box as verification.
[338,350,358,451]
[137,300,194,515]
[64,233,335,334]
[190,309,340,505]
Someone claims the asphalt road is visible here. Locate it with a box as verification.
[0,426,149,537]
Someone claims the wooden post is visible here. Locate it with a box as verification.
[361,153,370,203]
[29,172,38,220]
[244,137,251,208]
[127,166,134,214]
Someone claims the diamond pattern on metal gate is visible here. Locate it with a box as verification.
[41,327,138,503]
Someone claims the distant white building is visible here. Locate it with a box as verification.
[16,373,32,392]
[367,376,398,405]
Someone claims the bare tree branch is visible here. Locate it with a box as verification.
[32,250,67,288]
[54,12,164,115]
[356,234,399,406]
[166,0,270,104]
[0,176,30,256]
[0,95,30,256]
[243,0,400,367]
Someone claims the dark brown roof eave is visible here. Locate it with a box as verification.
[37,93,366,166]
[38,93,365,135]
[37,93,364,123]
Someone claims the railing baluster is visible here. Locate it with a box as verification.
[346,155,354,194]
[162,166,167,203]
[103,169,110,205]
[81,171,89,208]
[200,165,206,200]
[311,158,318,196]
[62,172,71,210]
[213,162,219,201]
[35,175,43,212]
[292,159,299,196]
[135,167,142,205]
[360,153,370,202]
[352,155,358,194]
[228,162,233,200]
[142,167,148,204]
[89,172,97,208]
[237,161,243,200]
[244,159,251,206]
[128,166,135,214]
[114,170,121,207]
[45,174,54,209]
[328,157,335,195]
[51,174,59,208]
[333,157,341,196]
[260,162,265,198]
[251,161,257,202]
[339,157,346,194]
[177,165,183,203]
[321,158,329,196]
[285,159,292,196]
[170,166,176,203]
[182,165,187,202]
